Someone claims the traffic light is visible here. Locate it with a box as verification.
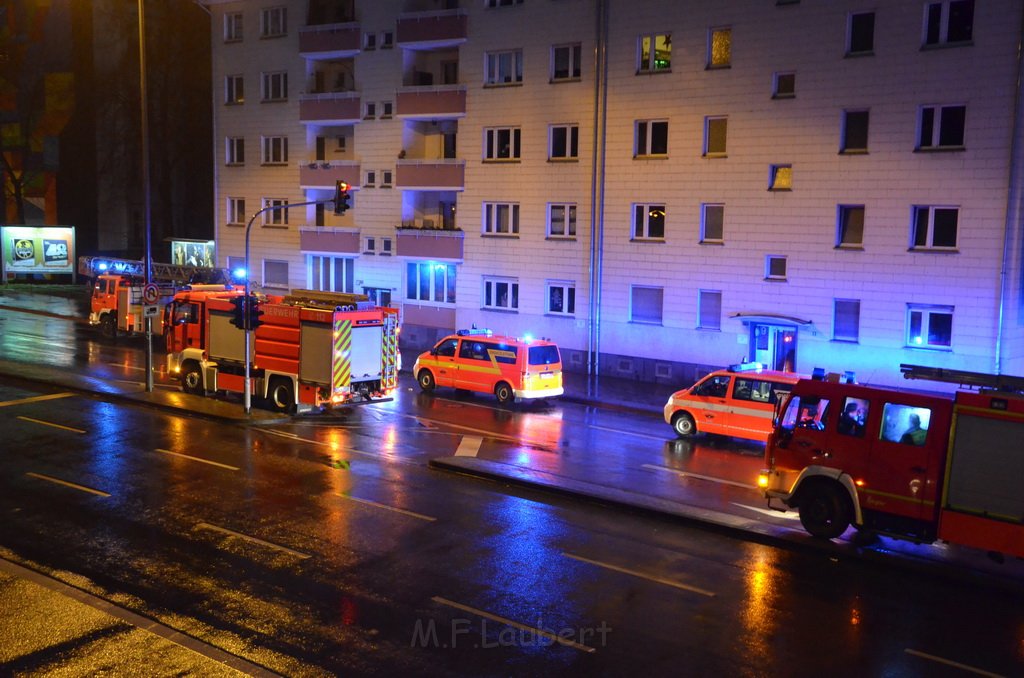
[333,180,351,215]
[247,295,265,331]
[229,295,246,329]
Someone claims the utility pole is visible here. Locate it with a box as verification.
[138,0,154,392]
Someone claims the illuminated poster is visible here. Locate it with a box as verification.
[170,239,215,268]
[1,226,76,276]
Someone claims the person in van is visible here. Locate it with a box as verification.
[900,413,927,445]
[837,401,864,437]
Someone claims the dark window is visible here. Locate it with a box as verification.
[842,111,869,152]
[528,345,561,366]
[848,12,875,54]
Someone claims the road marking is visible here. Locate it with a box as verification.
[431,596,596,654]
[588,424,665,441]
[25,472,110,497]
[16,416,86,434]
[259,428,417,466]
[0,392,75,408]
[561,552,716,597]
[195,522,311,560]
[336,494,436,522]
[454,436,483,457]
[155,448,239,471]
[642,464,758,490]
[730,502,801,520]
[904,649,1003,677]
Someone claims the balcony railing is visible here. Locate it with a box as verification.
[396,85,466,119]
[299,92,361,125]
[396,9,467,48]
[395,159,465,191]
[299,22,361,59]
[298,160,360,189]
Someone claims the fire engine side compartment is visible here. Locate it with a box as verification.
[938,392,1024,559]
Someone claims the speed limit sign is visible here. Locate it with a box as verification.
[142,283,159,305]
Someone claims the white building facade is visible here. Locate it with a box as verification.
[205,0,1024,388]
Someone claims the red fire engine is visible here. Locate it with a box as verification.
[164,287,400,413]
[759,364,1024,560]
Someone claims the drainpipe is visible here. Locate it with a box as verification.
[587,0,609,380]
[996,10,1024,375]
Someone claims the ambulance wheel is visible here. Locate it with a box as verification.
[495,381,514,405]
[672,412,697,437]
[269,378,296,414]
[417,370,436,392]
[181,362,203,395]
[100,314,117,340]
[798,483,851,540]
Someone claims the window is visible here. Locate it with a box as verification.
[381,101,393,118]
[485,49,523,85]
[836,205,865,247]
[698,289,722,330]
[364,170,376,187]
[380,31,394,48]
[260,7,287,38]
[262,198,289,226]
[780,396,831,432]
[484,127,521,160]
[733,377,788,405]
[261,71,287,102]
[548,203,577,238]
[847,11,875,54]
[364,32,377,50]
[263,259,289,288]
[918,105,966,149]
[773,71,795,98]
[841,110,869,153]
[364,237,376,254]
[907,305,953,349]
[224,12,243,42]
[881,403,933,445]
[486,0,523,6]
[837,397,869,437]
[633,204,665,240]
[261,136,288,164]
[225,75,244,104]
[483,202,519,236]
[364,102,377,119]
[381,170,393,187]
[225,137,245,165]
[635,120,668,157]
[406,262,456,304]
[381,237,392,255]
[227,197,246,225]
[483,277,519,311]
[694,375,730,398]
[638,33,671,72]
[912,206,958,249]
[924,0,974,46]
[549,124,579,160]
[309,255,354,293]
[701,203,724,243]
[765,255,787,280]
[630,285,664,324]
[704,116,727,156]
[547,281,576,316]
[769,164,792,190]
[552,43,582,81]
[833,299,860,342]
[708,27,731,68]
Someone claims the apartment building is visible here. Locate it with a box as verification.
[205,0,1024,388]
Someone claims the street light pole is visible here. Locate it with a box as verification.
[138,0,154,392]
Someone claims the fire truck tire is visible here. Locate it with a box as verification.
[797,482,851,540]
[417,370,436,392]
[181,362,204,395]
[495,381,514,405]
[269,378,296,414]
[672,412,697,437]
[100,314,117,340]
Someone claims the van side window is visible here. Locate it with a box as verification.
[693,375,730,398]
[435,338,458,357]
[174,303,199,325]
[490,343,518,364]
[733,377,781,404]
[837,397,869,437]
[459,341,491,361]
[881,403,931,446]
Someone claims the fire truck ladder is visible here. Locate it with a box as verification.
[900,363,1024,395]
[80,256,230,284]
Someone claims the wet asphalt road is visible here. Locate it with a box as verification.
[1,294,1024,676]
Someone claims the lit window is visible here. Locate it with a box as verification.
[911,206,958,249]
[907,305,953,349]
[769,164,792,190]
[406,262,456,304]
[708,27,731,68]
[633,204,665,240]
[638,33,671,73]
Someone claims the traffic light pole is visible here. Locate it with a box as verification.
[243,198,329,414]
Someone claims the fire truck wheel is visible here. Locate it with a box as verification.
[798,482,851,540]
[417,370,436,392]
[269,378,296,414]
[181,362,204,395]
[672,412,697,437]
[495,382,514,405]
[100,314,117,340]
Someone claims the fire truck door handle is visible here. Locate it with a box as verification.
[911,466,926,473]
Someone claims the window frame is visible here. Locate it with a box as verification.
[769,164,792,191]
[906,304,954,349]
[836,205,865,248]
[406,261,457,304]
[225,74,244,104]
[630,285,664,325]
[308,254,355,294]
[260,135,288,165]
[260,70,288,102]
[226,197,246,225]
[847,11,875,55]
[700,203,724,243]
[923,0,974,47]
[841,109,869,153]
[381,169,393,187]
[263,259,289,289]
[917,104,966,150]
[483,277,520,312]
[484,49,524,86]
[707,26,732,69]
[638,33,672,73]
[911,205,959,250]
[765,255,788,281]
[225,137,245,166]
[546,280,576,316]
[698,289,722,330]
[548,203,577,239]
[549,123,579,160]
[261,198,289,226]
[833,299,861,342]
[551,43,582,81]
[483,126,521,161]
[635,119,668,157]
[772,71,795,99]
[224,12,243,42]
[703,116,728,157]
[482,202,520,236]
[259,6,287,39]
[632,203,666,241]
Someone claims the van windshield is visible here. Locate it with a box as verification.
[528,345,560,366]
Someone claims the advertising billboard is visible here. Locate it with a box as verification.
[170,239,215,268]
[2,226,76,279]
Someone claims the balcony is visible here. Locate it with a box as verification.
[299,92,361,125]
[299,23,361,59]
[396,85,466,119]
[396,160,464,191]
[299,227,360,255]
[298,160,360,190]
[396,9,467,50]
[396,227,464,260]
